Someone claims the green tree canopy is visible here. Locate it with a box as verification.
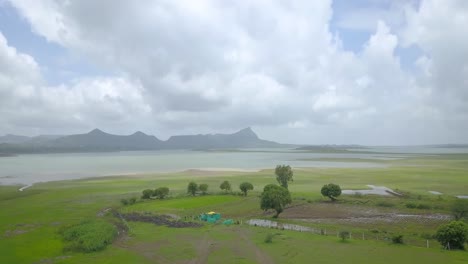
[260,184,292,218]
[452,199,468,220]
[154,187,169,199]
[239,182,254,196]
[435,221,468,250]
[220,180,231,193]
[275,165,293,189]
[199,184,208,195]
[321,183,342,201]
[141,189,154,199]
[187,182,198,196]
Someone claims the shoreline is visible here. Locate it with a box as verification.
[18,184,33,191]
[0,167,262,188]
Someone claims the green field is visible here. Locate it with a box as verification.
[1,154,468,263]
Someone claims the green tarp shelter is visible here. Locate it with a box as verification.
[200,211,221,223]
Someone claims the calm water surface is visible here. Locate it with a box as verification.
[1,147,466,185]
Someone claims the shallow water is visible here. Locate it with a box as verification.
[0,146,465,185]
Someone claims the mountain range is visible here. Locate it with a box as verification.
[0,127,281,154]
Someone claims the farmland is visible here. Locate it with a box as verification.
[1,154,467,263]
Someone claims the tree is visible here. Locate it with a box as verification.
[239,182,254,196]
[199,184,208,195]
[187,182,198,196]
[220,180,231,193]
[260,184,292,218]
[452,199,468,220]
[154,187,169,199]
[275,165,293,189]
[141,189,154,199]
[435,221,468,250]
[321,183,342,201]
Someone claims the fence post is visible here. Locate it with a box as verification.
[426,240,429,248]
[362,233,365,240]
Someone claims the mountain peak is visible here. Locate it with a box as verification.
[88,128,105,135]
[132,131,147,136]
[234,127,258,139]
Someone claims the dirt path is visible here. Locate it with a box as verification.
[192,233,214,264]
[236,227,274,264]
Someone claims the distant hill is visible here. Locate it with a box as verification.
[0,127,282,154]
[0,134,31,144]
[52,129,163,151]
[165,127,280,149]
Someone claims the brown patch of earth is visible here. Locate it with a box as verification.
[121,212,203,228]
[281,203,450,226]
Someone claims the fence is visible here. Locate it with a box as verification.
[245,218,447,249]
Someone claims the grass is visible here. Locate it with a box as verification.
[0,153,468,263]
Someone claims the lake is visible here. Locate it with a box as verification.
[1,147,467,185]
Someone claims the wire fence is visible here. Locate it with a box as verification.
[245,218,448,249]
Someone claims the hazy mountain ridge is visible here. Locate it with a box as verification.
[0,127,281,154]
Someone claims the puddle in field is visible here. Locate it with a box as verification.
[247,219,311,232]
[342,185,401,196]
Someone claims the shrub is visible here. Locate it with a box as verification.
[435,221,468,250]
[128,197,137,205]
[141,189,154,199]
[452,199,468,220]
[264,233,274,243]
[339,231,350,241]
[61,220,117,253]
[120,199,129,206]
[416,203,431,210]
[405,202,417,209]
[392,234,404,244]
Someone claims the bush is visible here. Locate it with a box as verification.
[435,221,468,250]
[264,233,274,243]
[392,234,404,244]
[339,231,350,241]
[128,197,137,205]
[120,199,129,206]
[406,202,431,209]
[416,203,431,210]
[61,220,117,253]
[452,199,468,220]
[141,189,154,199]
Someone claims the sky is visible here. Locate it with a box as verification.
[0,0,467,145]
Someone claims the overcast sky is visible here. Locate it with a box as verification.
[0,0,467,145]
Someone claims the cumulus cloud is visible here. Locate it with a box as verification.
[1,0,468,144]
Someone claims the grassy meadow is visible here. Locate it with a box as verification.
[1,154,467,263]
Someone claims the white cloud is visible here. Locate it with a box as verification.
[1,0,468,144]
